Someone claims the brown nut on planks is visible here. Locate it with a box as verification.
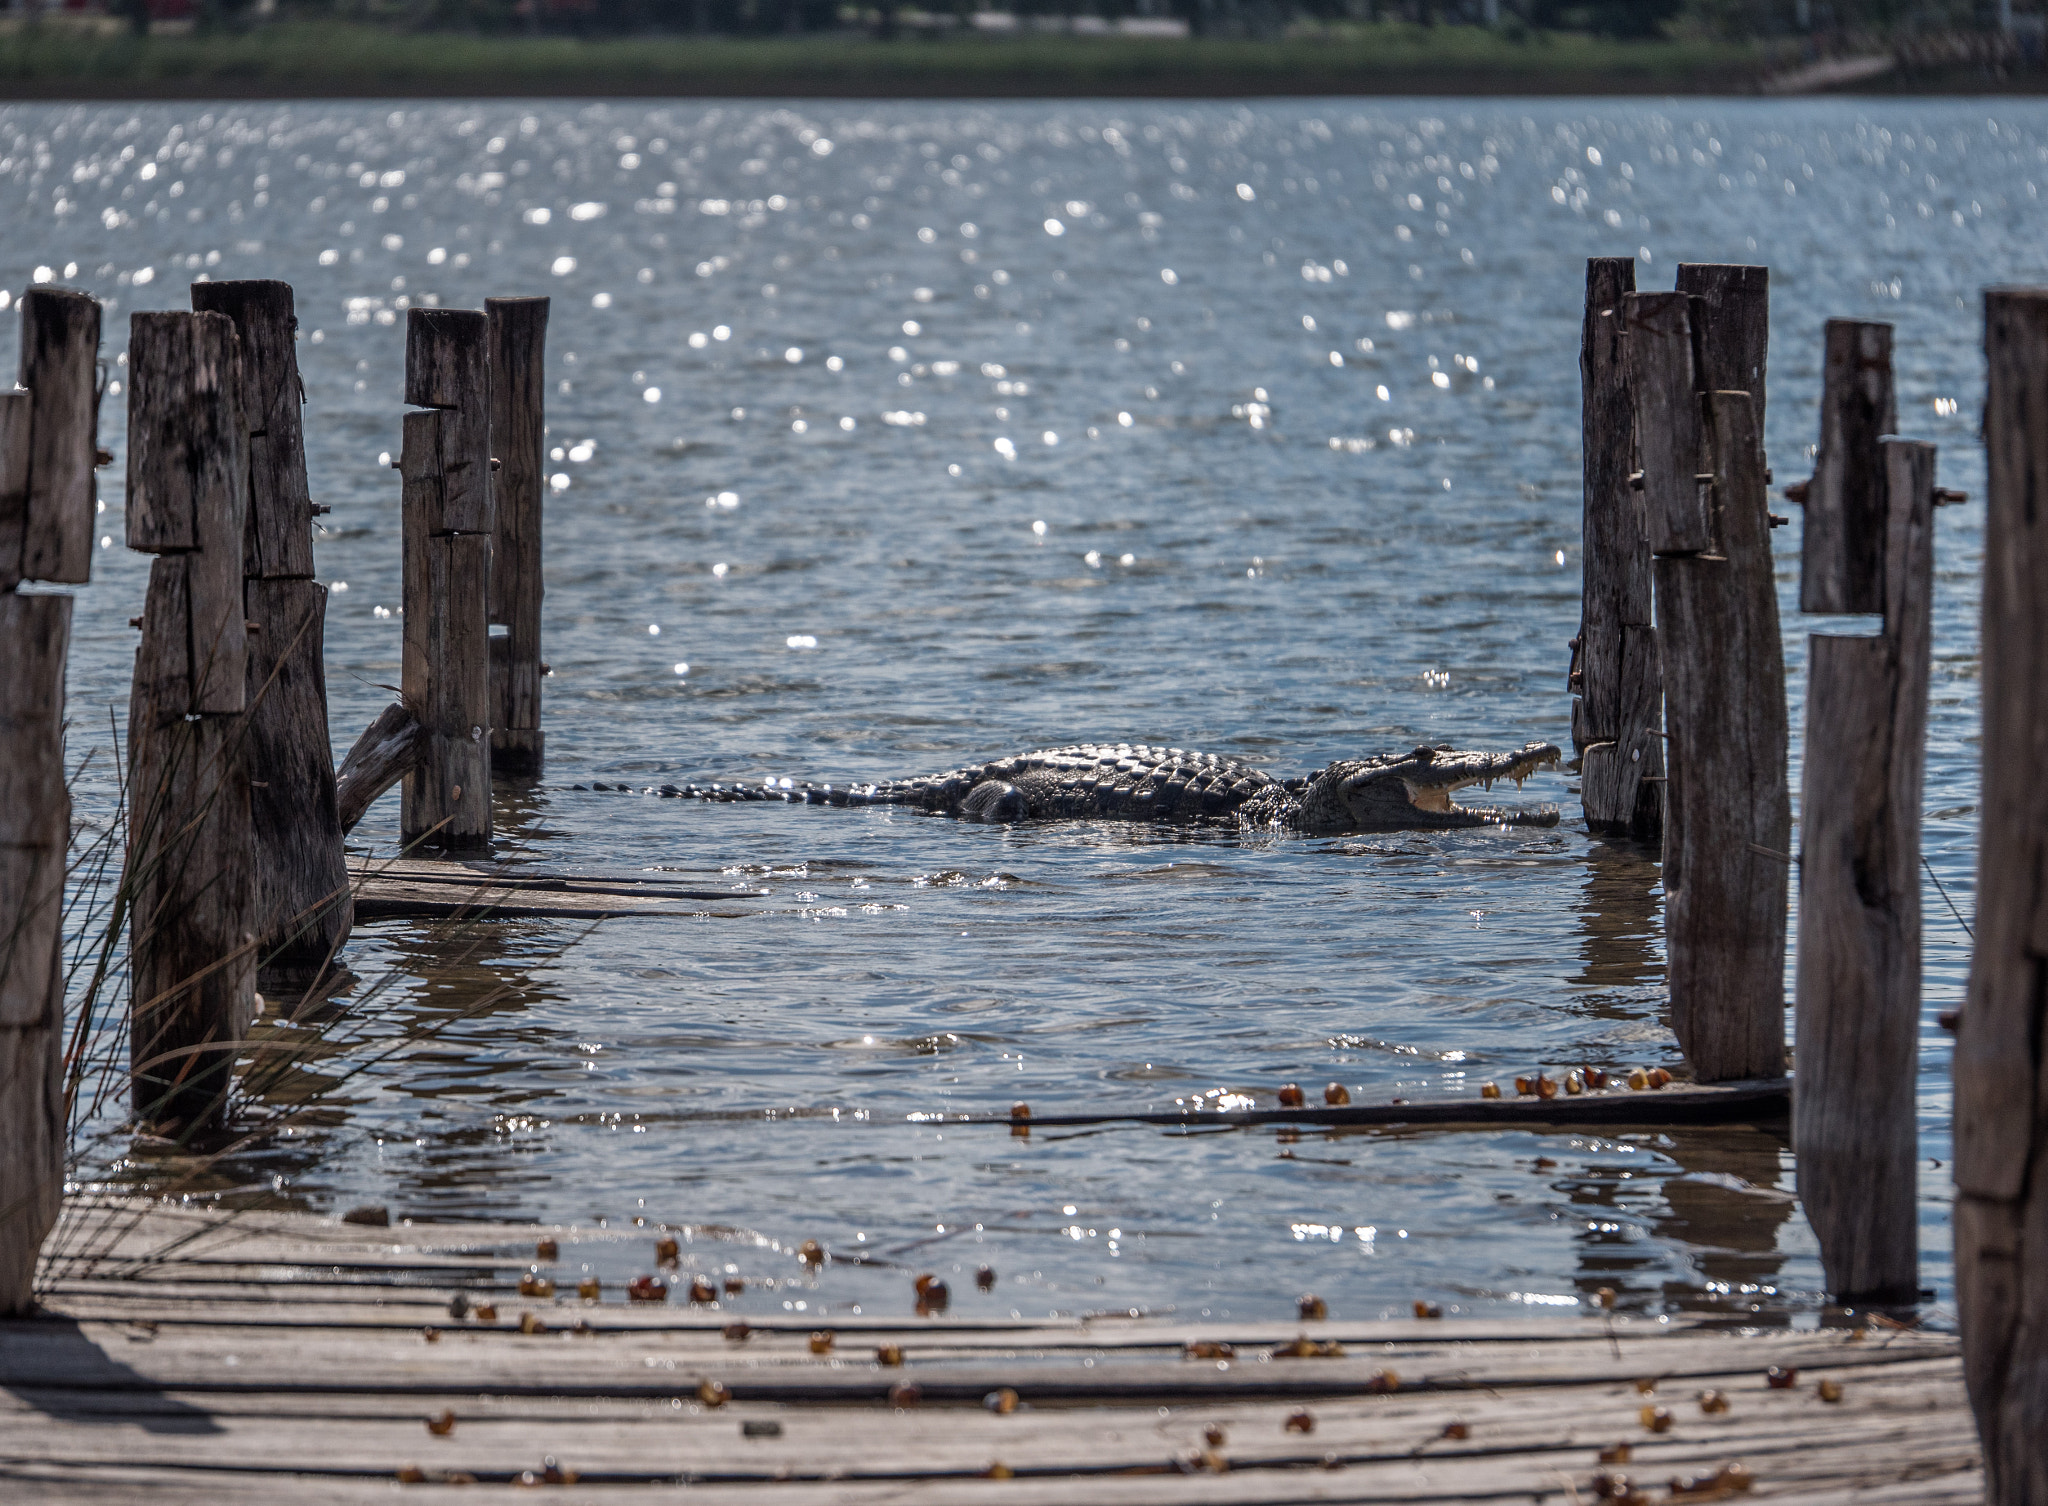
[1696,1389,1730,1415]
[889,1381,922,1408]
[535,1238,559,1262]
[976,1265,996,1291]
[798,1239,825,1267]
[1640,1405,1673,1433]
[698,1379,730,1407]
[809,1331,834,1354]
[1284,1409,1315,1434]
[1324,1082,1350,1105]
[1277,1083,1306,1107]
[1298,1293,1327,1320]
[688,1278,717,1304]
[655,1236,680,1263]
[426,1410,456,1437]
[984,1387,1019,1415]
[625,1276,667,1303]
[876,1344,905,1366]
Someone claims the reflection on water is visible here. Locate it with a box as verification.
[30,94,2003,1322]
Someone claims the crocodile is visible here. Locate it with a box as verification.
[595,741,1563,835]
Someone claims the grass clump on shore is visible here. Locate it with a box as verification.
[0,20,1772,99]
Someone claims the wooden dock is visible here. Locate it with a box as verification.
[349,857,768,922]
[2,1198,1979,1503]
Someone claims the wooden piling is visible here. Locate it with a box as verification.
[487,296,548,777]
[1795,321,1898,615]
[1573,258,1661,841]
[1794,437,1934,1304]
[192,280,349,974]
[0,595,70,1316]
[124,311,257,1133]
[1,287,100,1314]
[1957,288,2048,1501]
[400,307,493,852]
[1675,263,1771,452]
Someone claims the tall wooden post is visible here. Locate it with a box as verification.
[1628,280,1790,1085]
[487,296,547,777]
[1572,257,1662,841]
[0,287,100,1313]
[191,280,349,975]
[1957,288,2048,1501]
[1676,262,1771,448]
[1794,321,1897,615]
[1794,436,1934,1303]
[401,309,492,853]
[125,310,257,1133]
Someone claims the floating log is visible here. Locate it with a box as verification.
[1796,320,1897,615]
[1794,437,1934,1304]
[1651,389,1791,1083]
[1573,257,1661,841]
[487,295,548,777]
[123,311,256,1133]
[193,280,350,973]
[399,309,493,853]
[0,592,70,1315]
[1958,287,2048,1502]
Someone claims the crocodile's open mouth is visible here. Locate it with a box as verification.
[1393,741,1564,827]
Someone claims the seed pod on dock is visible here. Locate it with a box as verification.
[1633,1377,1657,1395]
[577,1277,601,1301]
[1278,1083,1306,1107]
[625,1276,667,1304]
[1414,1300,1443,1319]
[1441,1419,1470,1440]
[1010,1103,1031,1137]
[539,1456,576,1485]
[535,1238,558,1262]
[1597,1287,1616,1310]
[976,1265,996,1291]
[983,1462,1014,1479]
[1480,1081,1501,1099]
[1536,1074,1559,1100]
[447,1293,470,1321]
[724,1276,745,1296]
[1285,1409,1315,1433]
[518,1271,554,1298]
[1515,1075,1535,1096]
[798,1239,825,1267]
[1765,1365,1798,1389]
[519,1312,545,1335]
[1565,1071,1584,1095]
[1204,1425,1226,1448]
[1584,1067,1609,1090]
[426,1409,456,1437]
[915,1278,950,1316]
[889,1381,922,1408]
[1639,1404,1673,1433]
[1184,1339,1234,1360]
[876,1344,905,1366]
[688,1278,717,1304]
[1598,1442,1632,1464]
[698,1379,730,1407]
[1366,1367,1398,1392]
[1817,1378,1844,1402]
[1646,1067,1672,1088]
[723,1322,752,1343]
[421,1327,440,1344]
[1697,1389,1730,1415]
[1628,1068,1651,1090]
[809,1330,834,1354]
[984,1387,1019,1415]
[473,1303,498,1322]
[1298,1293,1327,1320]
[396,1466,426,1484]
[655,1236,680,1264]
[1324,1083,1350,1105]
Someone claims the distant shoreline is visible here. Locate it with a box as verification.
[0,22,2031,102]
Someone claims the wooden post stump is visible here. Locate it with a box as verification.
[1957,288,2048,1501]
[1794,321,1897,615]
[1793,437,1934,1304]
[400,309,492,853]
[487,296,547,777]
[124,311,256,1133]
[1573,257,1662,841]
[0,594,71,1316]
[1,286,100,1314]
[192,280,349,974]
[1675,262,1771,450]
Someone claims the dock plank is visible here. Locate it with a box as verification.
[1,1200,1981,1502]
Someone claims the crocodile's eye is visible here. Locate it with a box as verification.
[1409,746,1436,764]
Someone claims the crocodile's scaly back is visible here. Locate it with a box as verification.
[852,743,1285,824]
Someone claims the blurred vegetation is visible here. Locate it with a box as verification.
[0,0,2036,94]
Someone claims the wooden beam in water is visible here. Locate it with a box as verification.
[1573,256,1662,842]
[1958,287,2048,1503]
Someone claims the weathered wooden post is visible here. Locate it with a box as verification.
[1626,283,1790,1084]
[1957,288,2048,1500]
[124,310,257,1133]
[401,308,492,852]
[1571,256,1662,841]
[1794,428,1934,1305]
[487,296,547,777]
[1676,262,1771,448]
[1789,321,1897,614]
[191,280,349,976]
[0,287,99,1314]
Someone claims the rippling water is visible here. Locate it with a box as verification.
[30,94,2017,1326]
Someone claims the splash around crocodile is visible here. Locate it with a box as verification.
[588,741,1565,835]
